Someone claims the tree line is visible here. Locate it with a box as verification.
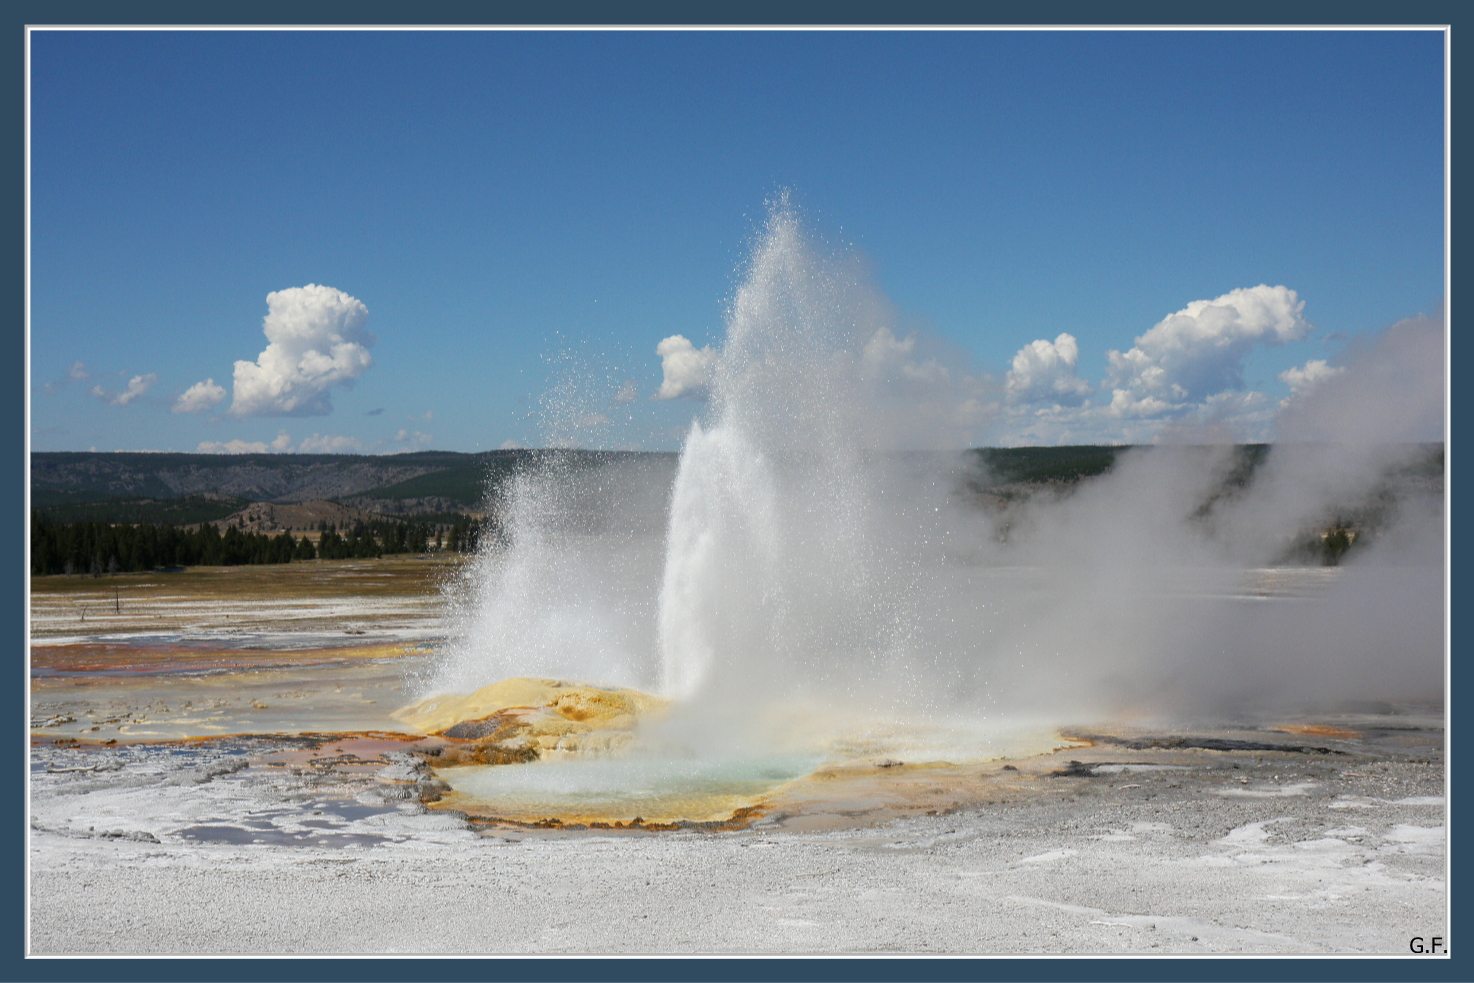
[30,514,485,577]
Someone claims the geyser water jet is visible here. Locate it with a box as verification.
[658,208,886,704]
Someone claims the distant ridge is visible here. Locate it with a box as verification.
[28,449,679,522]
[30,444,1442,536]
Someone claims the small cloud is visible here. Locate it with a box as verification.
[499,439,526,450]
[297,432,365,454]
[1005,333,1093,406]
[91,373,157,407]
[861,327,951,384]
[43,361,92,394]
[613,380,639,404]
[1279,358,1346,395]
[654,335,716,400]
[367,407,385,416]
[228,284,374,417]
[393,428,434,449]
[44,361,91,394]
[421,410,433,422]
[1108,388,1178,419]
[197,438,271,455]
[173,378,227,414]
[270,429,292,451]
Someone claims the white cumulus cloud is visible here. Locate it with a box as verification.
[1106,285,1310,405]
[988,285,1315,445]
[1005,333,1092,405]
[69,361,90,381]
[654,335,716,400]
[1279,358,1347,395]
[228,284,374,417]
[173,378,227,414]
[91,373,157,407]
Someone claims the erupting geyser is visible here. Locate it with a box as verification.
[658,203,944,713]
[409,196,1443,822]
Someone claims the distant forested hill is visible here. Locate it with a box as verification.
[31,450,479,504]
[31,444,1442,537]
[33,446,1124,521]
[28,449,679,525]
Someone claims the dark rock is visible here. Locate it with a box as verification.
[1050,760,1097,777]
[167,756,249,786]
[99,829,160,843]
[1067,733,1346,755]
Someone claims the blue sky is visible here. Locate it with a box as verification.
[29,28,1445,454]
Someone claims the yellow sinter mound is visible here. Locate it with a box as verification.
[391,678,670,759]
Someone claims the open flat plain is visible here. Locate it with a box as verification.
[28,557,1446,956]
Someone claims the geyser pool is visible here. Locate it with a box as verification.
[436,753,824,825]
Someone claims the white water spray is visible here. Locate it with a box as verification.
[656,203,946,710]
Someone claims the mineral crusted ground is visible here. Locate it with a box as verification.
[29,710,1446,955]
[28,558,1447,955]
